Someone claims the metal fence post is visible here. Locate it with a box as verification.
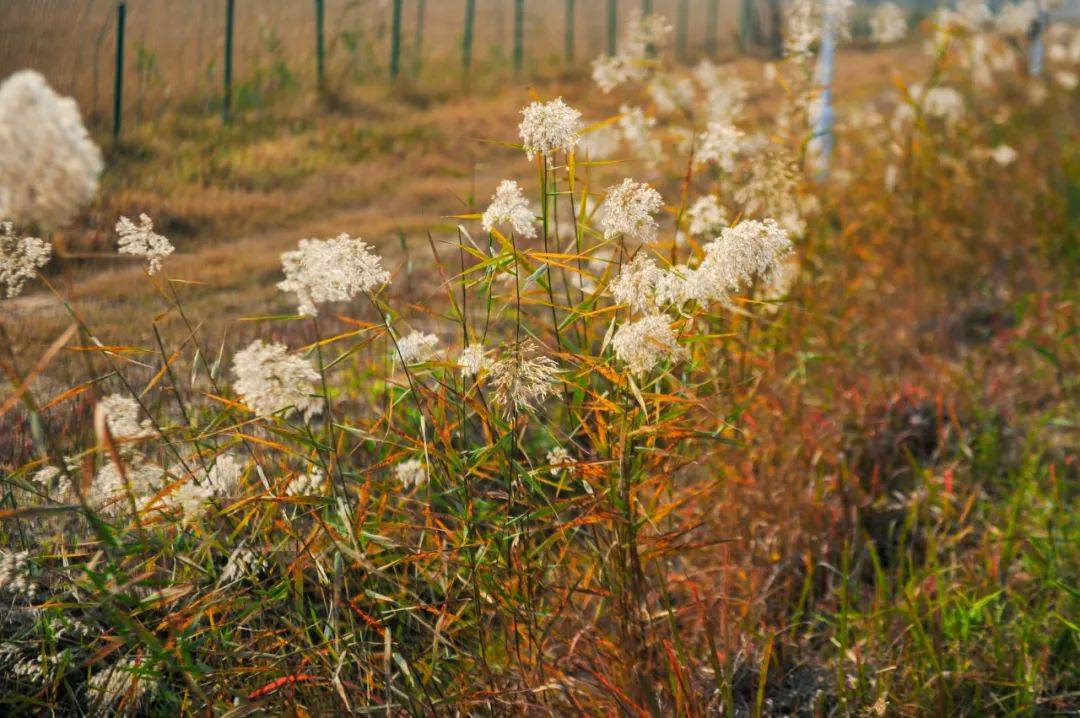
[1028,0,1047,77]
[315,0,325,90]
[513,0,524,73]
[565,0,575,61]
[113,1,126,142]
[643,0,656,57]
[607,0,618,55]
[413,0,426,75]
[739,0,756,50]
[223,0,234,122]
[706,0,719,55]
[390,0,403,79]
[677,0,689,60]
[463,0,476,72]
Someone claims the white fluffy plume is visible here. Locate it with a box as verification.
[0,70,103,229]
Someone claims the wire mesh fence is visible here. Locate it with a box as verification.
[1,0,749,129]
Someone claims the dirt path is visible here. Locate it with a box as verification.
[6,165,518,382]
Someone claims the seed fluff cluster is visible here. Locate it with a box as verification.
[278,233,390,316]
[0,550,35,596]
[0,221,51,298]
[0,70,103,229]
[518,98,582,161]
[203,453,244,496]
[611,219,794,313]
[90,454,165,513]
[601,179,664,241]
[591,11,673,93]
[489,340,561,417]
[618,105,664,164]
[285,468,326,497]
[695,122,744,172]
[232,339,321,420]
[546,446,571,475]
[685,195,728,238]
[397,331,440,365]
[458,344,491,377]
[98,394,155,442]
[86,658,155,716]
[220,547,267,584]
[395,459,427,489]
[610,253,666,313]
[116,214,174,276]
[871,2,909,44]
[611,314,687,375]
[606,219,792,374]
[482,180,536,238]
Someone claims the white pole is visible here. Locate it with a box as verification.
[809,0,839,179]
[1028,0,1047,77]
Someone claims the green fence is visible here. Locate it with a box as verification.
[0,0,756,134]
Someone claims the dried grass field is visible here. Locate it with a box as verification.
[0,3,1078,716]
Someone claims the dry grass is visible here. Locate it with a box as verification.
[0,21,1077,717]
[9,46,929,382]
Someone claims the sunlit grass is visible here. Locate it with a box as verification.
[1,10,1078,716]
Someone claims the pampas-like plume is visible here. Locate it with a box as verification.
[0,70,102,229]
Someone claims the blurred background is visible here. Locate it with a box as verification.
[2,0,918,128]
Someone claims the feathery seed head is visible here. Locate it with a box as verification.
[232,340,322,420]
[87,657,155,716]
[610,253,666,313]
[871,2,909,44]
[611,314,687,375]
[592,54,642,93]
[922,86,965,123]
[0,70,103,229]
[489,340,560,417]
[601,179,664,241]
[685,195,728,238]
[0,550,35,596]
[458,344,491,377]
[518,98,583,161]
[116,212,172,274]
[482,180,536,238]
[995,0,1037,35]
[169,480,213,520]
[395,458,427,489]
[648,76,695,114]
[617,105,663,164]
[696,122,743,172]
[0,222,50,298]
[397,331,440,365]
[701,219,794,294]
[90,454,165,512]
[97,394,155,443]
[547,446,572,475]
[284,468,326,497]
[957,0,993,28]
[278,233,390,316]
[623,10,673,58]
[221,547,267,583]
[116,214,174,275]
[204,453,244,497]
[990,144,1018,166]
